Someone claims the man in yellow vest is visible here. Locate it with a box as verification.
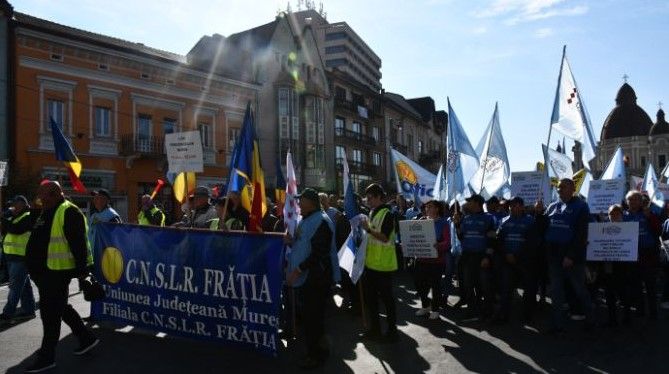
[24,181,98,373]
[360,183,399,343]
[0,195,36,326]
[137,194,165,226]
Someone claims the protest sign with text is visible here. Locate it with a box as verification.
[587,179,625,214]
[587,221,638,261]
[399,219,437,258]
[165,131,204,174]
[511,171,544,204]
[92,224,283,356]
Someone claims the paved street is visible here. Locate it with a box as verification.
[1,273,667,373]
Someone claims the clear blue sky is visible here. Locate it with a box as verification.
[13,0,669,171]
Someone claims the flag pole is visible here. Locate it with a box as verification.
[358,280,367,329]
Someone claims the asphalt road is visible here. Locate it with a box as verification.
[1,273,667,373]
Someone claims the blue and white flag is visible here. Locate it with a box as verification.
[579,170,593,198]
[433,164,447,202]
[641,163,664,211]
[390,148,436,203]
[543,144,573,180]
[600,146,626,180]
[338,152,367,284]
[550,46,598,168]
[470,103,510,198]
[660,163,669,182]
[446,98,479,203]
[283,151,301,239]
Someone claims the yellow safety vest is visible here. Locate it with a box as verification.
[138,206,165,226]
[46,200,94,271]
[3,211,31,256]
[365,207,397,271]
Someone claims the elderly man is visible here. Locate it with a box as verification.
[89,189,121,245]
[25,181,98,373]
[285,188,336,369]
[178,186,217,229]
[0,195,37,326]
[540,178,594,333]
[137,194,165,226]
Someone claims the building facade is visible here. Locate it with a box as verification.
[0,1,11,165]
[11,12,258,221]
[329,69,385,193]
[224,12,333,192]
[595,83,663,178]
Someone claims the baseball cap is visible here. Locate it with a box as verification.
[91,189,111,199]
[296,188,320,204]
[192,186,211,198]
[465,194,485,206]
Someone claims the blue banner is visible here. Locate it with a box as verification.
[91,223,284,356]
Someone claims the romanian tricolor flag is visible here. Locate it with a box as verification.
[227,103,266,232]
[50,117,86,193]
[275,160,286,217]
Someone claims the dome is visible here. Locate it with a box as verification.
[600,83,653,140]
[650,109,669,136]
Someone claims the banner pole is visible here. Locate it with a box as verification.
[290,287,297,340]
[358,280,367,329]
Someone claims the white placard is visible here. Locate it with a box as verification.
[0,161,7,186]
[587,179,625,214]
[587,221,638,261]
[399,219,437,258]
[165,131,204,174]
[511,171,544,204]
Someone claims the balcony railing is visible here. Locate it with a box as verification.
[336,158,380,176]
[335,127,377,146]
[121,134,164,157]
[392,142,408,155]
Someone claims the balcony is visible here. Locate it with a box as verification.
[335,127,377,146]
[392,142,408,155]
[336,158,380,177]
[121,134,164,157]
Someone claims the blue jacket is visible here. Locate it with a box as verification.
[459,212,495,253]
[624,211,659,250]
[544,197,590,262]
[497,214,536,255]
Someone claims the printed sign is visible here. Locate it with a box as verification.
[0,161,8,186]
[92,224,283,356]
[165,131,204,174]
[399,219,437,258]
[511,171,544,204]
[587,179,626,214]
[587,221,638,261]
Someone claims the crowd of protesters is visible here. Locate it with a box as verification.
[3,178,669,370]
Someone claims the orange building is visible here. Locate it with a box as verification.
[10,13,259,222]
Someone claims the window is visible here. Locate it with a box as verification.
[335,117,345,136]
[336,146,346,164]
[326,59,347,68]
[228,127,240,149]
[47,99,65,130]
[373,152,381,166]
[325,45,347,54]
[137,115,151,140]
[660,155,667,169]
[94,107,111,137]
[198,123,212,149]
[641,156,646,168]
[325,32,347,41]
[418,140,423,154]
[351,122,361,134]
[352,149,362,163]
[163,118,176,136]
[371,127,379,142]
[407,134,414,149]
[335,86,346,100]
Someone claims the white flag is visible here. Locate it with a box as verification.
[283,152,301,238]
[600,146,626,180]
[470,103,510,198]
[550,46,598,168]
